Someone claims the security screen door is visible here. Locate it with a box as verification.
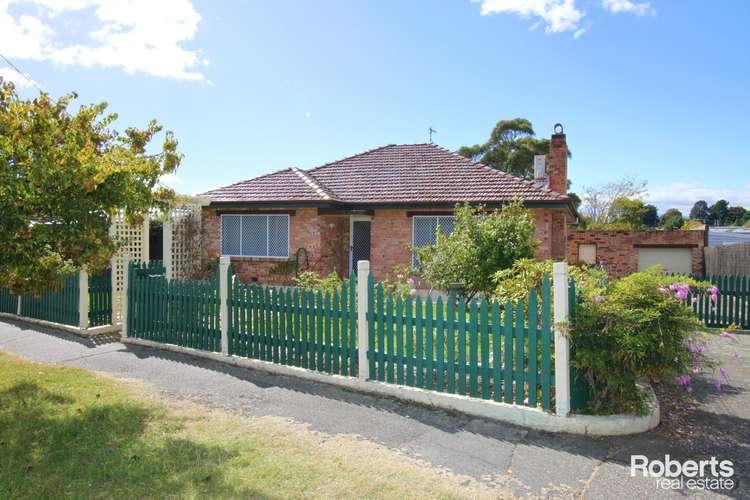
[350,219,371,275]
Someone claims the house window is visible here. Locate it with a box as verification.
[220,214,289,258]
[412,215,456,265]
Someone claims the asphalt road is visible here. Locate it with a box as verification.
[1,319,747,499]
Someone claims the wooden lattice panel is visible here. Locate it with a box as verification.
[169,204,203,280]
[110,215,149,322]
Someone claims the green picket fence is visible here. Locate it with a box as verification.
[89,268,112,327]
[367,273,555,410]
[20,274,80,326]
[0,287,18,314]
[228,270,359,376]
[687,275,749,329]
[128,261,221,351]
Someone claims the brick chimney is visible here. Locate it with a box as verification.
[548,123,568,194]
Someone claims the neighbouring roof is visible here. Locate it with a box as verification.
[708,226,750,246]
[202,143,571,206]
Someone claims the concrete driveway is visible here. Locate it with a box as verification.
[1,319,747,499]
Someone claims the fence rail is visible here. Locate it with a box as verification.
[89,269,113,327]
[20,274,80,327]
[0,287,17,314]
[228,271,358,376]
[127,261,221,351]
[124,258,571,416]
[688,274,749,329]
[368,274,555,410]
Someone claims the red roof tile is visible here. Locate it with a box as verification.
[204,143,570,205]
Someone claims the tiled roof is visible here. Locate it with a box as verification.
[204,143,570,205]
[202,168,330,202]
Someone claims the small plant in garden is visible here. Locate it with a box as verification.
[381,265,418,300]
[568,268,730,415]
[293,270,341,293]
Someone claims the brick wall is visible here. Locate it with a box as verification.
[567,229,706,277]
[548,130,568,195]
[201,207,325,285]
[202,206,567,285]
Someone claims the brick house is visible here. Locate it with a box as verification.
[201,130,576,284]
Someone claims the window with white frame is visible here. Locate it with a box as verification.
[412,215,456,265]
[221,214,289,258]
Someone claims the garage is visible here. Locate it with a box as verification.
[637,247,693,274]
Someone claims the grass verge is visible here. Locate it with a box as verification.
[0,351,509,499]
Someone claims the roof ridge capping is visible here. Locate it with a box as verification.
[291,167,333,200]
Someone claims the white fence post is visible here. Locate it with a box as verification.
[163,219,173,280]
[121,257,130,338]
[219,256,230,355]
[553,261,571,417]
[357,260,370,381]
[78,270,89,330]
[16,294,22,316]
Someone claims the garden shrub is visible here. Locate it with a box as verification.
[293,270,341,293]
[492,258,608,304]
[568,269,711,414]
[416,201,537,300]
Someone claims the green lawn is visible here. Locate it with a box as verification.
[0,352,504,499]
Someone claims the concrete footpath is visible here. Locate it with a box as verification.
[1,319,747,499]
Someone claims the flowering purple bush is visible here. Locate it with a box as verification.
[569,269,722,415]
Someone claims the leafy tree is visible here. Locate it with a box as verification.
[689,200,708,221]
[726,206,747,226]
[0,80,181,294]
[416,201,537,300]
[579,176,647,225]
[660,208,684,230]
[457,118,561,179]
[609,198,648,228]
[708,199,729,226]
[643,204,659,228]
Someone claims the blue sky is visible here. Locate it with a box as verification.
[2,0,749,214]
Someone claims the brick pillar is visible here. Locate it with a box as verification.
[548,124,568,194]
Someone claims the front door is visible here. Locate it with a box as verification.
[350,218,371,275]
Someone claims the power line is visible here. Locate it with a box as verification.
[0,53,43,92]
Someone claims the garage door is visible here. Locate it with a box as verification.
[637,247,693,274]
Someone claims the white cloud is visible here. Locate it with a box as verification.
[473,0,654,36]
[0,0,205,81]
[601,0,653,16]
[645,183,750,213]
[475,0,585,34]
[0,67,38,88]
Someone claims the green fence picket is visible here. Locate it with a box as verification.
[491,301,501,402]
[514,301,525,406]
[425,297,434,391]
[468,299,478,398]
[447,298,456,394]
[527,290,538,408]
[435,297,445,392]
[457,297,467,395]
[405,296,414,386]
[386,293,395,383]
[541,276,552,410]
[503,301,513,404]
[415,296,424,388]
[396,295,405,385]
[480,299,489,400]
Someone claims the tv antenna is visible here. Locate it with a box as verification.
[428,126,437,143]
